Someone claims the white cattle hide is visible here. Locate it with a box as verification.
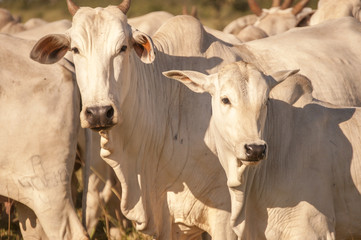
[0,33,88,240]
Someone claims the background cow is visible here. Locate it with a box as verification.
[0,33,88,240]
[310,0,361,25]
[223,0,313,41]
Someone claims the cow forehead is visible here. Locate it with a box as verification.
[217,62,269,97]
[70,6,128,41]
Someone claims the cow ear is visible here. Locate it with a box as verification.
[30,34,70,64]
[163,70,215,94]
[270,72,314,107]
[132,30,155,64]
[295,8,315,27]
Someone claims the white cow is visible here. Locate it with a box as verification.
[0,33,88,240]
[163,16,361,237]
[310,0,361,25]
[30,0,247,239]
[224,0,313,40]
[163,61,361,239]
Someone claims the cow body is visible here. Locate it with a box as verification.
[0,33,87,239]
[238,17,361,106]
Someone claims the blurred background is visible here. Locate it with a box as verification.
[0,0,319,30]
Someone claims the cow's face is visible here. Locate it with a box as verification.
[30,0,155,131]
[163,61,298,187]
[255,7,313,36]
[212,62,269,167]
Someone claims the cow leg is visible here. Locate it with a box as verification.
[16,168,80,240]
[17,202,48,240]
[207,207,238,240]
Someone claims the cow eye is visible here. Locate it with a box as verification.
[119,45,127,53]
[221,97,231,105]
[71,47,79,54]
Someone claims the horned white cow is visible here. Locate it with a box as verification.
[224,0,313,41]
[164,61,361,239]
[310,0,361,25]
[30,0,248,238]
[0,33,88,240]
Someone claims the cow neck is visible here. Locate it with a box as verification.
[248,99,298,201]
[105,49,196,235]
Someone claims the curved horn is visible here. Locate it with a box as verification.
[118,0,131,14]
[66,0,79,16]
[182,5,188,15]
[272,0,281,7]
[247,0,263,16]
[280,0,293,9]
[292,0,310,15]
[191,6,198,19]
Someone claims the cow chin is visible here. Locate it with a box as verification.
[238,158,263,166]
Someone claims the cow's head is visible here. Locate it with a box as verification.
[163,62,299,187]
[248,0,313,36]
[30,0,155,130]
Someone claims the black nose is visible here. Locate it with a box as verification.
[244,144,267,161]
[85,105,115,130]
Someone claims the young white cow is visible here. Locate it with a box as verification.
[164,61,361,239]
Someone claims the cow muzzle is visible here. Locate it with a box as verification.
[237,143,267,166]
[83,105,117,131]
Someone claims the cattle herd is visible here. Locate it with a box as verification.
[1,0,361,239]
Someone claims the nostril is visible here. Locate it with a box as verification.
[106,106,114,119]
[262,144,267,156]
[85,108,94,117]
[245,144,253,156]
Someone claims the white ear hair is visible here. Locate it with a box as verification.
[132,29,155,64]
